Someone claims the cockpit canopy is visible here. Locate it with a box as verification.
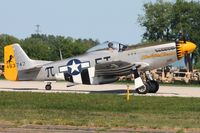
[87,41,128,53]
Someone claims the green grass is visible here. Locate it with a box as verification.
[0,92,200,130]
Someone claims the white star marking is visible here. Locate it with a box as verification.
[68,60,80,73]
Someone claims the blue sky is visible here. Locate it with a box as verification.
[0,0,187,66]
[0,0,160,44]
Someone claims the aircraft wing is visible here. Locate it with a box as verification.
[95,61,150,76]
[133,62,150,71]
[95,61,132,76]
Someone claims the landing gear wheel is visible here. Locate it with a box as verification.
[136,85,148,94]
[147,80,159,93]
[45,84,52,90]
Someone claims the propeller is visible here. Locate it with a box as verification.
[177,32,194,72]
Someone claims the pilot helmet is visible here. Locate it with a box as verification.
[108,42,113,48]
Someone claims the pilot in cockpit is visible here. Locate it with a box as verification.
[108,42,114,51]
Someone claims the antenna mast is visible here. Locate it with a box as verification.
[35,24,41,34]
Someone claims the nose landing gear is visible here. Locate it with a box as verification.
[45,82,52,90]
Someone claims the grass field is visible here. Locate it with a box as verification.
[0,92,200,130]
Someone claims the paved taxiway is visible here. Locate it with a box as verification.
[0,80,200,97]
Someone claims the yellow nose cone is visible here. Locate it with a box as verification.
[176,41,197,60]
[183,41,196,54]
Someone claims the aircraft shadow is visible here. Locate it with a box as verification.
[0,88,180,96]
[67,89,136,94]
[1,88,39,91]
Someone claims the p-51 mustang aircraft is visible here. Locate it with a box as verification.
[4,40,196,94]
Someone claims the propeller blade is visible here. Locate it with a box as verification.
[184,53,193,72]
[183,35,186,43]
[184,53,190,67]
[184,55,188,67]
[188,54,192,72]
[189,53,194,72]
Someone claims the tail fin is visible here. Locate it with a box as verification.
[4,44,33,81]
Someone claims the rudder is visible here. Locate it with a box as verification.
[4,44,33,81]
[4,45,18,80]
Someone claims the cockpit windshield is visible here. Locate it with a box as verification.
[87,41,128,53]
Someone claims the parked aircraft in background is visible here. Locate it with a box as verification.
[4,40,196,94]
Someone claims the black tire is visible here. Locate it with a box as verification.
[147,80,159,93]
[45,85,52,90]
[136,85,148,94]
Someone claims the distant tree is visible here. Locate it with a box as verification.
[21,36,52,60]
[20,34,98,61]
[0,34,20,62]
[0,33,99,61]
[138,0,173,42]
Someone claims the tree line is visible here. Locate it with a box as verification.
[138,0,200,67]
[0,34,99,62]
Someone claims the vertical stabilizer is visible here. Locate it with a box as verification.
[4,44,33,80]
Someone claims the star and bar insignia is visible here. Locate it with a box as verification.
[59,59,90,76]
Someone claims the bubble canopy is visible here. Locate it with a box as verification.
[87,41,127,53]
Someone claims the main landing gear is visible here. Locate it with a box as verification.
[136,80,159,94]
[132,67,159,94]
[146,80,159,93]
[144,71,159,93]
